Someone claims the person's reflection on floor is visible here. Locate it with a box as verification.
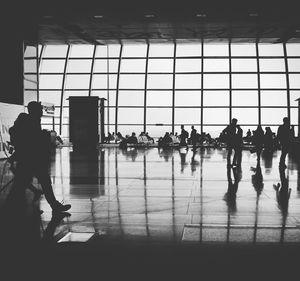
[273,167,291,215]
[42,212,71,243]
[251,161,264,196]
[190,149,200,175]
[179,147,188,173]
[224,166,242,213]
[261,149,273,174]
[158,147,173,162]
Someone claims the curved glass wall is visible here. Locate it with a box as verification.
[24,43,300,139]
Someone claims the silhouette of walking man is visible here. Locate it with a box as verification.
[222,118,238,167]
[277,117,293,169]
[9,101,71,213]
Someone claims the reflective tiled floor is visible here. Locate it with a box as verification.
[1,146,300,245]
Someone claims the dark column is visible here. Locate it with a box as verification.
[99,98,107,143]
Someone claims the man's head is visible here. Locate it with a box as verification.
[27,101,43,118]
[231,118,237,125]
[283,117,290,125]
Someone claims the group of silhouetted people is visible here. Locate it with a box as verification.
[222,117,295,169]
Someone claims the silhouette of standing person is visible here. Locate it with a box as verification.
[232,125,243,167]
[252,125,264,162]
[179,125,189,147]
[222,118,238,167]
[9,101,71,213]
[190,125,197,151]
[277,117,293,169]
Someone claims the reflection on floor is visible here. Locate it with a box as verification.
[1,146,300,245]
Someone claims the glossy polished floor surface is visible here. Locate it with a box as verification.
[1,146,300,279]
[1,146,300,243]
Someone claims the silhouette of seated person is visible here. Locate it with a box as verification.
[7,101,71,213]
[145,132,154,143]
[127,132,138,144]
[170,132,179,144]
[104,132,113,143]
[158,132,173,147]
[115,132,124,143]
[243,129,252,144]
[273,167,291,215]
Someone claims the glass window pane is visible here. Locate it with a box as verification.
[176,44,201,57]
[122,45,147,57]
[148,59,173,72]
[147,91,172,106]
[175,108,200,124]
[203,91,229,106]
[203,44,229,56]
[149,44,174,57]
[232,91,258,106]
[43,45,68,57]
[65,74,90,89]
[24,59,37,73]
[231,108,258,124]
[231,44,256,56]
[146,126,172,138]
[108,108,115,124]
[203,74,229,88]
[259,59,285,72]
[147,108,172,124]
[286,44,300,56]
[94,59,119,72]
[39,91,62,104]
[119,74,145,89]
[175,74,201,89]
[69,45,94,58]
[24,74,37,89]
[40,59,65,73]
[261,91,287,106]
[108,45,121,57]
[203,108,230,124]
[203,126,226,138]
[203,59,229,72]
[260,74,286,88]
[289,74,300,88]
[120,59,146,72]
[147,74,173,89]
[258,44,284,56]
[288,59,300,71]
[176,59,201,72]
[118,91,144,106]
[39,75,63,89]
[24,45,37,58]
[261,108,288,124]
[95,45,108,58]
[232,74,258,88]
[291,108,298,126]
[175,91,201,106]
[24,90,38,104]
[67,59,92,73]
[92,74,117,89]
[290,91,300,106]
[231,59,257,72]
[118,108,144,124]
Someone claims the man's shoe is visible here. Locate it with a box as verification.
[52,201,71,213]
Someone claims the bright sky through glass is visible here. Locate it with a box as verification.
[24,43,300,138]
